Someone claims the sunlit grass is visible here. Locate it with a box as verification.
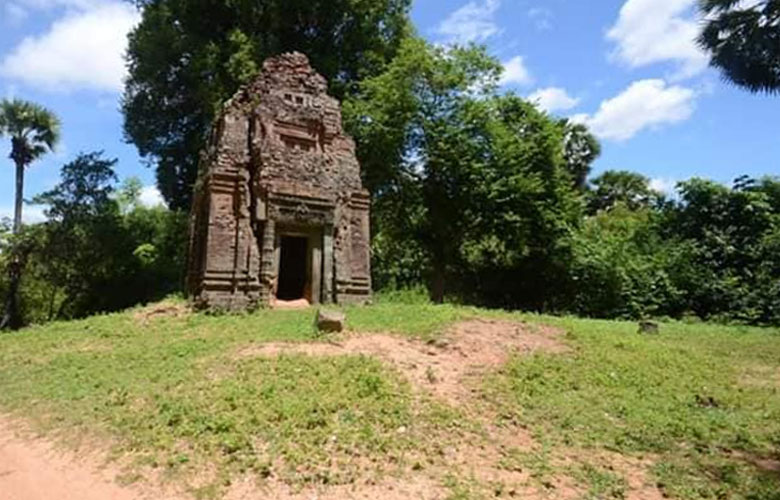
[0,296,778,499]
[486,316,780,499]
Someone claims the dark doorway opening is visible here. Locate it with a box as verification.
[277,236,308,300]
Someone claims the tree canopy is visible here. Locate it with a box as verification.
[11,152,188,321]
[123,0,412,210]
[345,38,590,305]
[586,170,661,214]
[561,121,601,190]
[698,0,780,94]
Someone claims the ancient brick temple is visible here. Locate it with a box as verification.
[187,53,371,310]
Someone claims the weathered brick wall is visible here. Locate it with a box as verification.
[188,53,371,311]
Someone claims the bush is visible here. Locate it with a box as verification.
[568,205,683,319]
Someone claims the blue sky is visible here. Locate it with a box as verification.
[1,0,778,221]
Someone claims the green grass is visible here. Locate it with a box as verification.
[486,316,780,499]
[571,462,627,499]
[0,297,778,499]
[0,300,466,493]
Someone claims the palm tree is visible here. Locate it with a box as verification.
[0,99,61,233]
[0,98,60,330]
[698,0,780,94]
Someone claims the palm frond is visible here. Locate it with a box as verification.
[697,0,780,94]
[0,98,61,163]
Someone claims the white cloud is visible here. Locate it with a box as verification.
[650,177,678,194]
[528,7,553,31]
[607,0,708,80]
[572,79,696,141]
[0,205,47,224]
[436,0,502,43]
[12,0,103,10]
[528,87,579,112]
[0,2,140,93]
[139,185,167,208]
[499,56,533,87]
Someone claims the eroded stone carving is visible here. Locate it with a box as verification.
[187,53,371,311]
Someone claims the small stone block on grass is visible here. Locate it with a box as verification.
[638,320,660,335]
[317,310,346,333]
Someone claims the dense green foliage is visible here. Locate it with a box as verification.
[698,0,780,94]
[342,37,779,325]
[569,205,682,319]
[586,170,661,213]
[570,175,780,324]
[663,176,780,324]
[0,153,187,324]
[123,0,411,209]
[345,38,588,307]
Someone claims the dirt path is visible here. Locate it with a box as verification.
[0,419,164,500]
[0,421,446,500]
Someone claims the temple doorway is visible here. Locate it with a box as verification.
[277,236,308,301]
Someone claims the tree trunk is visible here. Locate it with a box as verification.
[0,258,22,330]
[47,285,58,322]
[2,160,25,330]
[431,262,445,304]
[13,160,24,234]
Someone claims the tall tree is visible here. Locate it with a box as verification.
[0,99,60,233]
[698,0,780,94]
[0,99,60,330]
[561,121,601,190]
[123,0,411,210]
[345,38,588,306]
[587,170,661,214]
[32,152,124,318]
[345,38,501,301]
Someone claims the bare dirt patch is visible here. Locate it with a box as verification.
[225,474,447,500]
[226,320,585,498]
[572,451,665,500]
[740,365,780,389]
[614,457,665,500]
[435,424,581,500]
[727,449,780,477]
[0,417,187,500]
[273,298,312,309]
[238,319,568,404]
[133,300,190,325]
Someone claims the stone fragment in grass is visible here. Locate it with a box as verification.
[695,394,720,408]
[316,309,346,333]
[638,320,660,335]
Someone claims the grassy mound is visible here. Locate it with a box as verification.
[0,297,778,499]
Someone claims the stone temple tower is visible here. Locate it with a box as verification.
[187,52,371,311]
